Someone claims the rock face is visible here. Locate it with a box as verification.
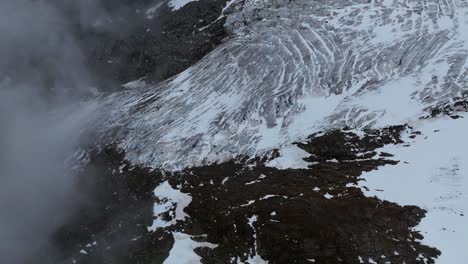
[53,126,441,264]
[58,0,228,90]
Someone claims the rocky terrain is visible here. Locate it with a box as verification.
[51,125,445,264]
[2,0,467,263]
[32,0,229,92]
[70,0,228,89]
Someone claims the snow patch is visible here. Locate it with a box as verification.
[243,215,268,264]
[164,232,217,264]
[149,181,192,231]
[266,144,310,169]
[359,114,468,263]
[168,0,198,11]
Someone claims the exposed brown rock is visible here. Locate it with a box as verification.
[52,126,440,264]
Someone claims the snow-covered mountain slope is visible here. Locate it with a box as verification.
[63,1,468,263]
[357,113,468,263]
[95,0,468,171]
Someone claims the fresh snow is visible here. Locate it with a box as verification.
[148,181,192,231]
[265,144,310,169]
[164,232,217,264]
[359,114,468,264]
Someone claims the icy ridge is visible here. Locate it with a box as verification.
[95,0,468,170]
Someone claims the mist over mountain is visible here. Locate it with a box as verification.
[0,0,99,262]
[1,0,467,263]
[0,0,226,262]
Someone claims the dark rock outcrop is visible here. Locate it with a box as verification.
[60,0,228,91]
[52,126,440,264]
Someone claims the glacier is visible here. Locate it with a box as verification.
[64,0,468,263]
[93,0,468,171]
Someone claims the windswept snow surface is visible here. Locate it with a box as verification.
[96,0,468,170]
[359,114,468,264]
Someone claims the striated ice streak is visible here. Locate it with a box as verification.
[95,0,468,170]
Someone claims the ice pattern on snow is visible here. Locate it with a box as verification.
[95,0,468,172]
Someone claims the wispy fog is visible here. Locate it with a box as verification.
[0,0,101,262]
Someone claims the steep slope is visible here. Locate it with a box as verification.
[57,0,228,90]
[61,0,468,263]
[94,0,467,170]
